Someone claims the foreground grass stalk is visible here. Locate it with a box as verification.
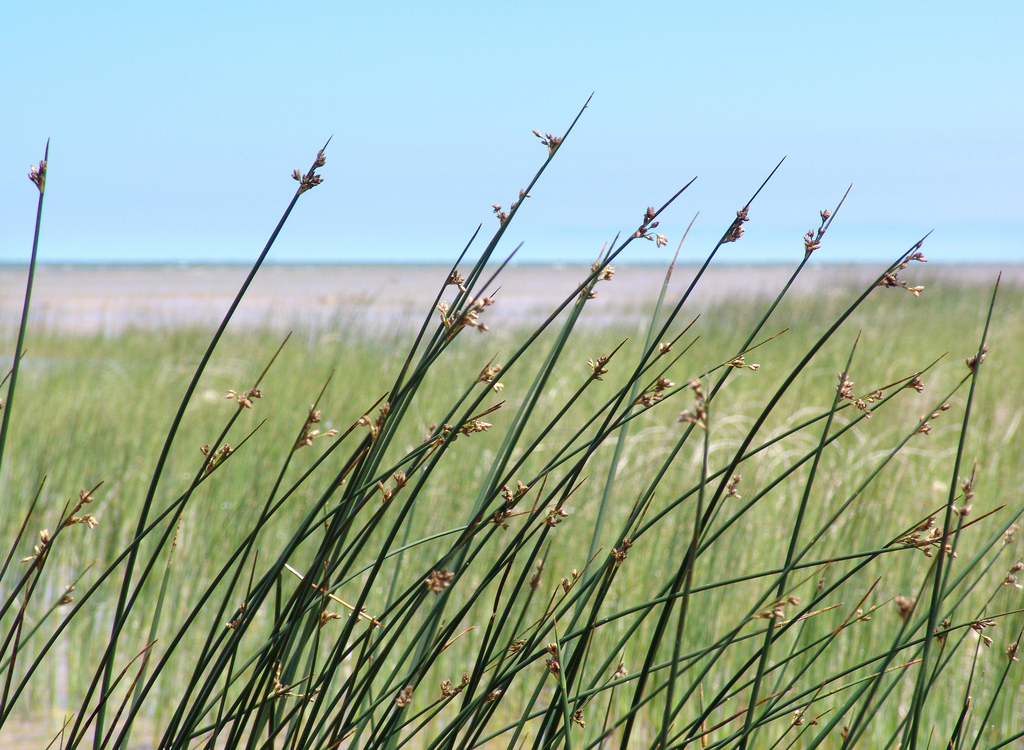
[0,141,48,476]
[4,117,1021,750]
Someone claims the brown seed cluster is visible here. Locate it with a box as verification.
[492,189,531,227]
[897,516,957,559]
[532,129,563,155]
[636,376,674,408]
[894,595,916,622]
[578,257,617,302]
[544,506,569,527]
[446,269,467,292]
[295,405,338,450]
[20,528,51,568]
[394,686,413,707]
[752,595,800,621]
[226,387,262,409]
[28,159,47,193]
[529,559,544,590]
[378,472,408,505]
[588,355,610,381]
[440,671,470,698]
[966,344,989,373]
[1003,561,1023,589]
[803,209,832,256]
[492,481,530,528]
[915,402,950,437]
[723,206,749,243]
[200,443,233,475]
[876,249,928,296]
[425,569,455,594]
[725,354,760,371]
[438,296,495,336]
[612,537,633,564]
[359,403,391,442]
[971,618,998,648]
[291,148,326,194]
[544,643,560,676]
[836,372,884,418]
[678,379,708,431]
[632,206,667,246]
[63,487,99,530]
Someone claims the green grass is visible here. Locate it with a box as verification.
[3,119,1023,749]
[3,276,1022,747]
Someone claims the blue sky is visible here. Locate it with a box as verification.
[1,2,1020,265]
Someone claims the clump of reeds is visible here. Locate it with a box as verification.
[1,103,1022,750]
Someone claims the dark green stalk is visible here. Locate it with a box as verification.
[0,141,48,478]
[905,276,998,750]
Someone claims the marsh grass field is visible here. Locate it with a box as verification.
[2,260,1023,748]
[4,123,1024,749]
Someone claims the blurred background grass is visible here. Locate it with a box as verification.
[2,267,1022,744]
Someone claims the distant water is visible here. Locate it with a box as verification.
[0,263,1016,335]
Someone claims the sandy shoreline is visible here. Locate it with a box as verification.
[0,263,1017,335]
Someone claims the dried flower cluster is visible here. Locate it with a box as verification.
[587,354,609,381]
[226,387,262,409]
[291,148,326,194]
[636,376,674,408]
[532,129,563,155]
[915,402,950,437]
[971,617,998,648]
[378,471,408,504]
[200,443,233,475]
[897,515,957,559]
[894,595,917,622]
[20,528,51,568]
[440,672,470,698]
[358,403,391,442]
[612,537,633,564]
[295,405,338,450]
[1003,561,1024,589]
[478,361,503,392]
[492,189,531,227]
[966,344,989,373]
[632,206,667,247]
[544,506,569,527]
[876,249,927,296]
[836,372,884,418]
[492,481,530,528]
[753,595,800,621]
[544,642,560,676]
[725,355,759,371]
[679,379,708,431]
[63,487,99,530]
[425,569,455,594]
[529,558,544,590]
[394,686,413,707]
[445,269,467,292]
[28,159,47,193]
[723,206,749,243]
[803,209,832,256]
[438,296,495,336]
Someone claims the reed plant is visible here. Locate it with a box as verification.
[2,104,1022,749]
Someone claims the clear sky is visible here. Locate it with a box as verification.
[1,2,1021,266]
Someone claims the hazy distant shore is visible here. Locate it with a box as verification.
[1,263,1018,335]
